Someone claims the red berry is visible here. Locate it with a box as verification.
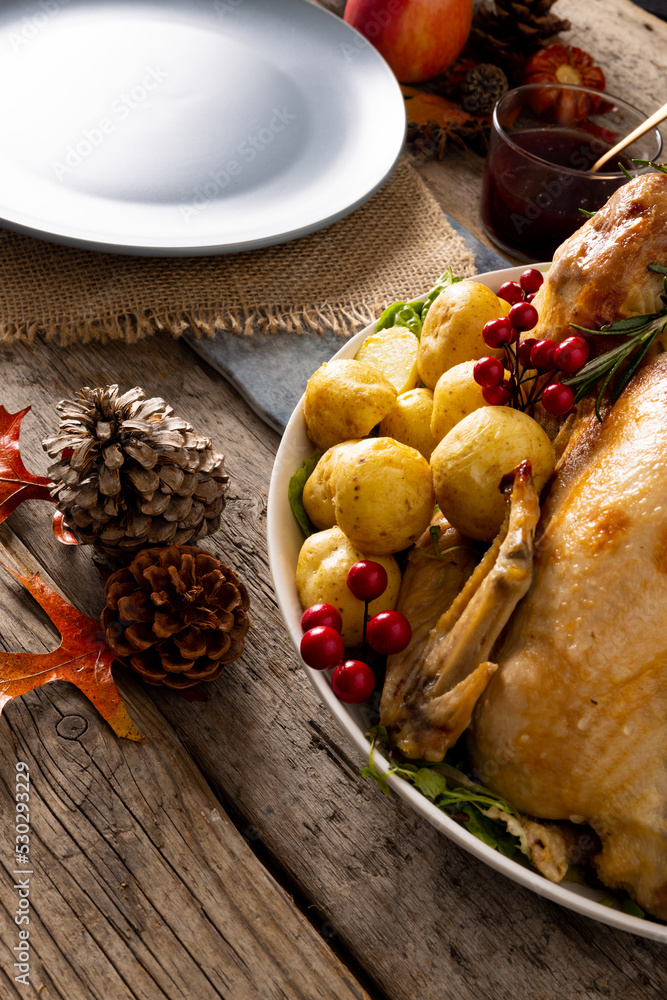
[473,356,505,388]
[482,317,515,348]
[300,626,344,671]
[519,268,544,295]
[331,660,375,704]
[517,337,539,368]
[301,603,343,633]
[367,611,412,655]
[509,301,539,332]
[482,381,511,405]
[347,561,388,602]
[526,293,536,302]
[530,339,556,371]
[497,280,524,304]
[541,382,575,415]
[554,336,590,374]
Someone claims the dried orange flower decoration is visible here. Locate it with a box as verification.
[523,44,606,124]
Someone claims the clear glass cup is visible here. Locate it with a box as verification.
[480,84,663,262]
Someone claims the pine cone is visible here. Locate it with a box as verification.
[471,0,571,76]
[101,545,250,689]
[43,386,228,557]
[460,64,509,115]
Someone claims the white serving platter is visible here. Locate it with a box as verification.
[0,0,405,254]
[267,263,667,943]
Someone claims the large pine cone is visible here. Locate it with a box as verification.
[101,545,250,689]
[43,386,228,557]
[471,0,571,75]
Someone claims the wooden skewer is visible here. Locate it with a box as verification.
[590,100,667,173]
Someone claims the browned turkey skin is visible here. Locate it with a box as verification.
[533,172,667,349]
[470,355,667,919]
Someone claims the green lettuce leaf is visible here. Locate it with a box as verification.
[363,731,528,861]
[375,300,424,338]
[288,454,321,538]
[375,267,462,339]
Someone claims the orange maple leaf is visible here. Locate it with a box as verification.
[0,563,144,741]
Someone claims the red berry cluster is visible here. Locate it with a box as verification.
[299,561,411,705]
[473,269,589,417]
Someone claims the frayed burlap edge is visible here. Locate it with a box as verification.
[0,299,395,346]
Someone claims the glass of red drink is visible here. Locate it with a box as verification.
[480,84,663,262]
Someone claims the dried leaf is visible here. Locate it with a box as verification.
[52,511,78,545]
[0,405,53,519]
[0,562,144,741]
[0,405,79,545]
[401,86,484,129]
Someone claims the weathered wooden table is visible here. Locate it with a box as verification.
[2,2,667,998]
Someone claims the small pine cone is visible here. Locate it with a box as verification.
[43,385,228,557]
[101,545,250,689]
[460,64,508,115]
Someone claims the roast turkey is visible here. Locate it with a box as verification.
[470,354,667,919]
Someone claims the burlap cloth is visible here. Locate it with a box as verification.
[0,159,475,345]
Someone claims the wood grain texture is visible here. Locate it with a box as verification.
[2,331,667,1000]
[0,521,370,1000]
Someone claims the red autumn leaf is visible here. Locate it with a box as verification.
[0,405,52,514]
[0,562,144,741]
[52,510,78,545]
[0,405,78,544]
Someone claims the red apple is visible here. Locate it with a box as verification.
[344,0,473,83]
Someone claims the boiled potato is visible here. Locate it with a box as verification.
[355,326,419,395]
[296,526,401,646]
[304,359,396,451]
[431,361,487,444]
[379,388,437,460]
[430,406,555,541]
[333,437,435,555]
[302,441,360,530]
[418,281,508,389]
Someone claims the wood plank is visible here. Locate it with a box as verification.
[0,522,371,1000]
[3,332,667,999]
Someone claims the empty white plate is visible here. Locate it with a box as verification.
[0,0,405,253]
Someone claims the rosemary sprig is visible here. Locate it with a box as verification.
[631,158,667,174]
[564,282,667,421]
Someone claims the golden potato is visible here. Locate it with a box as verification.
[430,406,555,541]
[379,388,437,460]
[333,437,435,555]
[418,281,507,389]
[431,361,487,444]
[296,526,401,646]
[304,359,397,451]
[302,441,360,530]
[354,326,419,395]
